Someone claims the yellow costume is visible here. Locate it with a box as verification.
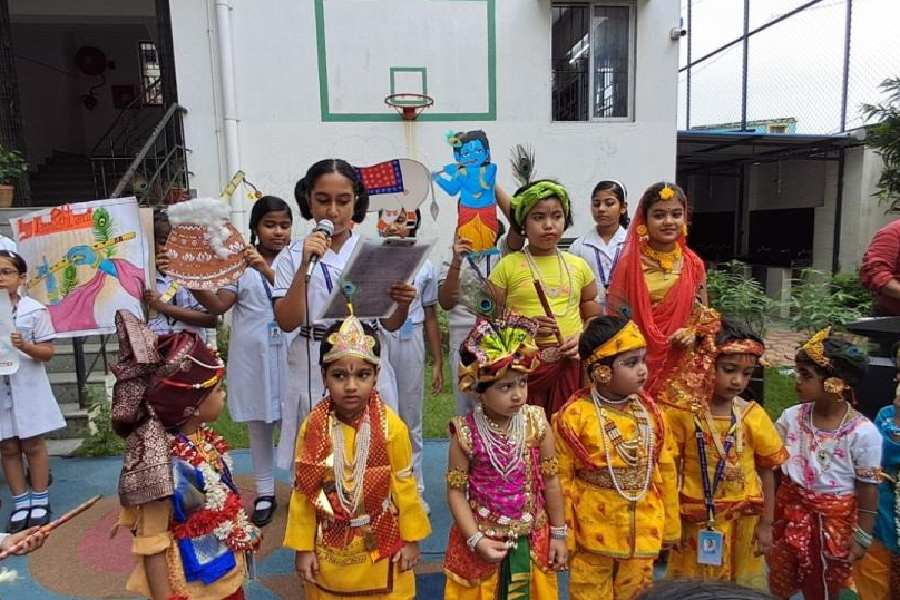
[119,499,246,600]
[641,249,683,304]
[284,401,431,599]
[665,398,788,589]
[489,251,594,345]
[554,390,680,600]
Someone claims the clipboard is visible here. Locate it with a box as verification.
[314,237,434,321]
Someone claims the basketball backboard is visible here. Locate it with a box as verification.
[314,0,496,122]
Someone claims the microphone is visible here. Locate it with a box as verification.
[305,219,334,282]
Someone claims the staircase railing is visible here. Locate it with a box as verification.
[90,101,190,206]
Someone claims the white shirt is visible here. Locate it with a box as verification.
[776,402,883,495]
[0,236,16,253]
[406,260,438,325]
[147,273,209,341]
[569,226,627,291]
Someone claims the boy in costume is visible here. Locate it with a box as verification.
[285,312,431,599]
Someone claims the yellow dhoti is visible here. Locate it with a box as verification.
[666,515,767,590]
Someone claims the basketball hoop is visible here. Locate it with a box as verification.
[384,93,434,121]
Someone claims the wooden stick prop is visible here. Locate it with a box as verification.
[532,280,564,346]
[0,495,101,560]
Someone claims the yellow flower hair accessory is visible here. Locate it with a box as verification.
[800,327,831,368]
[321,314,380,366]
[583,320,647,369]
[659,184,675,201]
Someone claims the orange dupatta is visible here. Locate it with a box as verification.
[606,198,706,399]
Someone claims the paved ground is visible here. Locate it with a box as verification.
[763,327,807,367]
[1,440,570,599]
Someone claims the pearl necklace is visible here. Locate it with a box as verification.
[473,403,526,480]
[591,391,655,502]
[331,411,372,516]
[522,247,577,318]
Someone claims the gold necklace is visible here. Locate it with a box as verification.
[523,248,577,317]
[641,242,682,274]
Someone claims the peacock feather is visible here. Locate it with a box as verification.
[92,207,116,258]
[457,257,500,323]
[61,263,78,297]
[509,144,535,189]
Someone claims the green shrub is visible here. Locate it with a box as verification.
[76,388,125,457]
[0,145,27,184]
[789,269,865,334]
[830,272,873,313]
[706,260,777,335]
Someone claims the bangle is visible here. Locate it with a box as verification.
[852,526,873,549]
[466,531,485,552]
[550,524,568,540]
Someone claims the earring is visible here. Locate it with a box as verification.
[594,365,612,385]
[823,377,846,396]
[681,223,688,237]
[636,224,648,239]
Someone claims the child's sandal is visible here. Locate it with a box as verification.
[7,508,31,534]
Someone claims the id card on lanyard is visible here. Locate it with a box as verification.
[693,409,737,567]
[258,270,284,347]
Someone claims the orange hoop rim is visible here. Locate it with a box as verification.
[384,93,434,120]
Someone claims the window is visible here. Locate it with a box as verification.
[139,41,163,106]
[552,3,635,122]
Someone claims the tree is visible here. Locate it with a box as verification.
[863,77,900,212]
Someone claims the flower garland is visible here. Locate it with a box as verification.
[169,425,261,553]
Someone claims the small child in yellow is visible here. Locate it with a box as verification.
[664,319,788,589]
[284,314,431,599]
[553,316,680,600]
[443,313,568,599]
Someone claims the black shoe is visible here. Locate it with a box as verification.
[27,505,51,528]
[251,496,276,527]
[7,508,31,534]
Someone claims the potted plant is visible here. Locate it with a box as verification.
[0,146,28,208]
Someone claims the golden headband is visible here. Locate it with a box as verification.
[718,339,765,358]
[322,315,380,366]
[584,320,647,369]
[800,327,831,368]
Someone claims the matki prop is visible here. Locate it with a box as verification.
[164,197,247,290]
[355,159,433,214]
[433,130,498,253]
[0,290,18,376]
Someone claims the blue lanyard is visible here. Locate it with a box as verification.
[320,262,333,294]
[591,244,621,289]
[257,269,273,302]
[694,410,737,528]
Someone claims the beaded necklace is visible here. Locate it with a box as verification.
[331,409,372,516]
[522,247,577,318]
[805,402,851,468]
[590,389,655,501]
[473,403,526,480]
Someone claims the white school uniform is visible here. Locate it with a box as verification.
[147,273,210,342]
[221,267,287,424]
[438,250,502,416]
[568,226,626,308]
[0,297,65,440]
[382,259,437,492]
[271,231,400,470]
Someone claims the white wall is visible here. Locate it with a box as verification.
[170,0,682,263]
[837,145,895,272]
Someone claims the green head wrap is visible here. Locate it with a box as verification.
[511,180,570,228]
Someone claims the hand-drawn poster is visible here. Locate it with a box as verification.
[433,130,498,253]
[0,290,19,375]
[11,197,148,337]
